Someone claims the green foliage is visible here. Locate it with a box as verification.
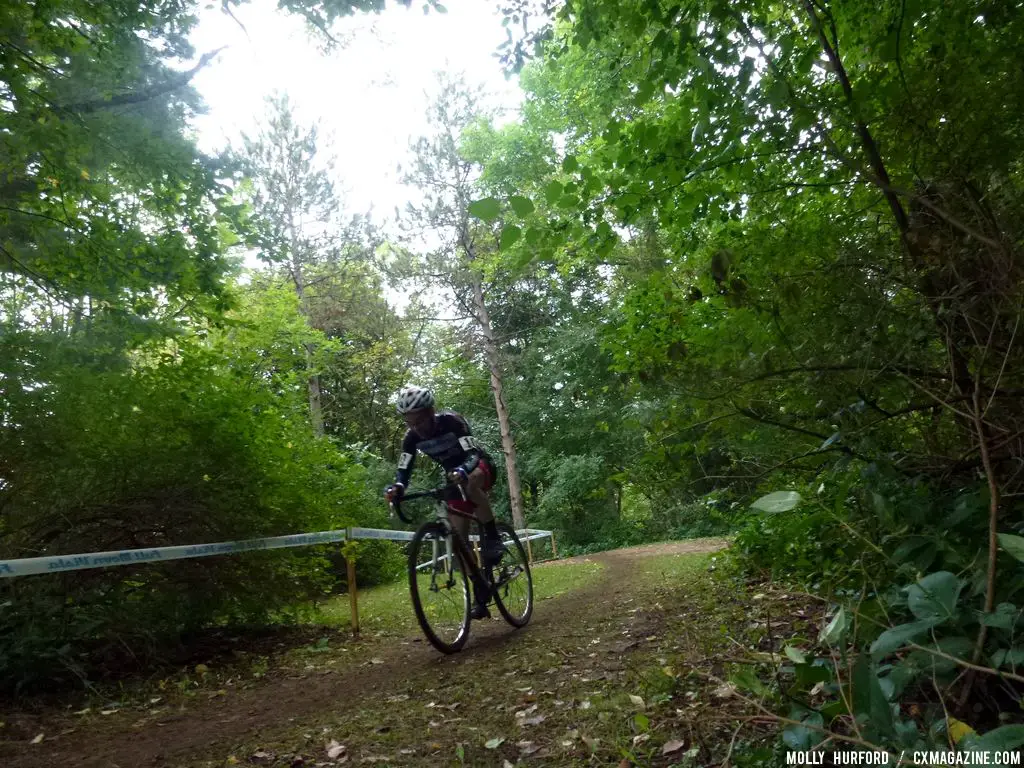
[0,320,372,690]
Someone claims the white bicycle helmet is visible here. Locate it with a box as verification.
[395,385,435,414]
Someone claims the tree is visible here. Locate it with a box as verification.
[400,73,528,529]
[239,94,353,435]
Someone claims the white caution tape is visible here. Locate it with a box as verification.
[0,527,553,578]
[0,529,349,578]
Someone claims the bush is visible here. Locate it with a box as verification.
[0,341,369,693]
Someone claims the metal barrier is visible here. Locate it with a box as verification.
[0,526,557,636]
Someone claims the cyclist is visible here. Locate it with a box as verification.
[384,385,505,619]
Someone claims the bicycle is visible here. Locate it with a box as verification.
[390,483,534,654]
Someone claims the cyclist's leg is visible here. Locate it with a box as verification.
[466,462,505,566]
[447,511,490,618]
[465,464,494,524]
[449,509,471,545]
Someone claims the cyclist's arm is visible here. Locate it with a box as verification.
[395,431,417,488]
[449,414,485,477]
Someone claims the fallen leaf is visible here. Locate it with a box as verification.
[73,708,91,716]
[31,733,44,744]
[99,709,119,715]
[370,658,384,665]
[517,741,539,756]
[250,749,274,763]
[619,760,631,768]
[485,737,505,749]
[632,734,650,746]
[582,735,599,751]
[225,757,239,765]
[628,694,645,710]
[521,715,545,726]
[326,740,346,759]
[662,739,686,756]
[713,682,736,698]
[504,762,515,768]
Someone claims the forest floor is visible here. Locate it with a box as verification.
[0,538,821,768]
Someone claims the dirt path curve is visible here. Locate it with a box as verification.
[2,539,727,768]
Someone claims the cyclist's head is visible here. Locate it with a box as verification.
[395,385,436,436]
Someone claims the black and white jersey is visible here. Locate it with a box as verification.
[395,411,488,486]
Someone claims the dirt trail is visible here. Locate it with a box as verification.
[1,539,728,768]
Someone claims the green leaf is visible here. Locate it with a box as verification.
[783,724,811,750]
[729,668,770,697]
[524,227,542,246]
[750,491,801,513]
[998,533,1024,562]
[794,662,832,687]
[562,155,579,173]
[509,195,535,216]
[852,654,894,735]
[990,647,1024,668]
[905,571,962,622]
[484,737,505,749]
[870,618,941,655]
[468,197,501,222]
[964,724,1024,753]
[543,180,563,204]
[784,646,807,664]
[979,603,1021,630]
[500,224,522,251]
[819,606,850,646]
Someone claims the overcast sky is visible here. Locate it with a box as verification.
[188,0,523,230]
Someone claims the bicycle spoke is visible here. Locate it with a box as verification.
[409,525,469,652]
[492,524,533,628]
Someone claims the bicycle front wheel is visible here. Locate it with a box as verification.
[408,522,471,654]
[491,522,534,628]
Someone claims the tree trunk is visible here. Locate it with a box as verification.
[470,272,526,530]
[287,206,325,438]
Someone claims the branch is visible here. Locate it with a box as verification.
[702,363,951,401]
[63,47,226,113]
[802,1,911,236]
[733,405,832,442]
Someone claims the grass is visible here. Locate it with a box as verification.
[307,556,606,636]
[183,547,745,768]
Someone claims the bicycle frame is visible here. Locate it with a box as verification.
[396,487,492,594]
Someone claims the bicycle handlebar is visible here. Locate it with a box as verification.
[389,484,465,525]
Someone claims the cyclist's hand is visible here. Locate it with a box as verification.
[384,483,405,503]
[447,468,468,486]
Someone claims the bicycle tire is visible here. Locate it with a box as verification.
[408,521,471,654]
[491,522,534,628]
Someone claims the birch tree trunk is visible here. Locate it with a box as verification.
[471,271,525,530]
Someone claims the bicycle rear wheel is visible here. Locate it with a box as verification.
[490,522,533,628]
[408,521,471,654]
